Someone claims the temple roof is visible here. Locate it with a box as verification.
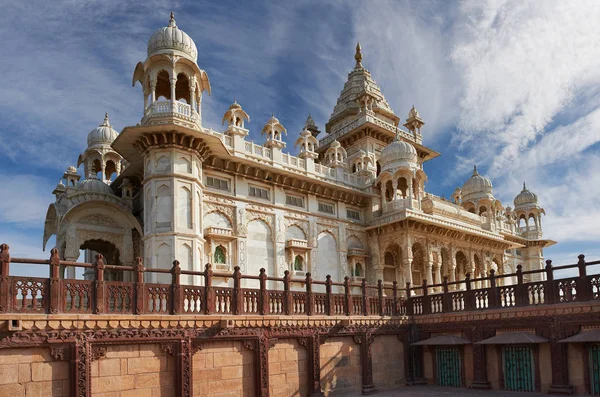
[326,43,399,134]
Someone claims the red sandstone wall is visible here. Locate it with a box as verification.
[90,343,175,397]
[268,339,308,397]
[320,336,361,396]
[372,335,404,390]
[0,347,69,397]
[192,340,255,397]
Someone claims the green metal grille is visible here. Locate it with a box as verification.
[503,346,534,392]
[436,347,461,387]
[591,345,600,396]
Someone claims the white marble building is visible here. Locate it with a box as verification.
[43,14,553,289]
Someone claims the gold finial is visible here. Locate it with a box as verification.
[101,112,110,127]
[355,42,363,68]
[169,11,177,28]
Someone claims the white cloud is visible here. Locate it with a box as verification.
[0,172,54,227]
[451,0,600,175]
[350,1,461,141]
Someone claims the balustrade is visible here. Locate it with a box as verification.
[0,243,599,318]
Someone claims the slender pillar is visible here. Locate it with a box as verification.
[547,321,574,394]
[307,336,325,397]
[355,333,377,394]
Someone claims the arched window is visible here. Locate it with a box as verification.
[352,164,357,173]
[354,262,363,277]
[294,255,304,271]
[214,245,226,264]
[376,161,381,176]
[156,70,171,100]
[175,73,190,103]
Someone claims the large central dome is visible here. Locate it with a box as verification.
[147,12,198,62]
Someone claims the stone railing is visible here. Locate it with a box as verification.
[0,244,403,317]
[204,227,233,237]
[244,141,273,161]
[407,255,600,316]
[321,110,421,147]
[1,243,598,319]
[142,100,199,127]
[285,239,308,249]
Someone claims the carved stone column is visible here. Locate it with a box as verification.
[177,335,192,397]
[256,336,273,397]
[470,327,491,389]
[546,320,574,395]
[305,335,325,397]
[72,337,89,397]
[355,333,378,394]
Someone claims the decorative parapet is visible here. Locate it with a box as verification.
[320,110,421,148]
[142,100,200,129]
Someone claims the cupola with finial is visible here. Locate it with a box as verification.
[222,99,250,136]
[77,113,123,183]
[132,12,211,129]
[295,127,319,160]
[304,114,321,138]
[262,114,286,149]
[404,105,425,136]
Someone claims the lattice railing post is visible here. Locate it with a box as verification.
[392,281,399,316]
[344,276,352,316]
[133,257,145,314]
[204,264,215,314]
[488,269,498,308]
[361,278,369,316]
[305,272,314,316]
[171,260,181,314]
[421,279,430,315]
[259,268,268,315]
[441,276,450,313]
[464,273,474,311]
[545,260,555,304]
[377,279,384,316]
[232,266,242,315]
[49,248,61,314]
[283,270,292,315]
[405,282,413,316]
[0,243,11,313]
[577,254,589,301]
[325,275,333,316]
[515,265,525,306]
[93,254,105,314]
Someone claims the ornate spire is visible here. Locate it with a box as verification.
[101,112,110,127]
[355,42,363,68]
[473,165,478,176]
[168,11,177,28]
[522,182,527,191]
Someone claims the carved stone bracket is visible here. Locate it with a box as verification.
[90,345,107,362]
[161,342,176,356]
[49,346,70,361]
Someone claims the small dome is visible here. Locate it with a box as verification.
[87,113,118,147]
[462,166,493,200]
[379,134,418,172]
[229,100,241,110]
[514,182,538,207]
[77,176,114,195]
[331,140,341,148]
[66,165,77,174]
[147,12,197,62]
[408,105,420,119]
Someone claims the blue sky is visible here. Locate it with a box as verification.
[2,0,600,273]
